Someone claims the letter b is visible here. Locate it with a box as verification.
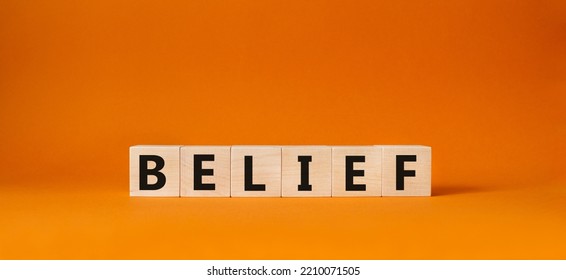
[130,145,181,197]
[139,155,166,190]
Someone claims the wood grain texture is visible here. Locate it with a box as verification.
[281,146,331,197]
[180,146,231,197]
[380,145,431,196]
[331,146,381,197]
[130,145,181,197]
[230,146,282,197]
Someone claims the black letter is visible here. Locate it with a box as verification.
[139,155,166,190]
[194,154,215,190]
[345,156,365,191]
[396,155,416,190]
[245,156,266,191]
[298,156,312,191]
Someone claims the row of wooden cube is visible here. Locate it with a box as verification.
[130,145,431,197]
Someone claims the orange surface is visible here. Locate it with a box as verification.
[0,0,565,259]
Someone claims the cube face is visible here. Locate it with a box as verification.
[281,146,331,197]
[130,145,181,197]
[332,146,382,197]
[381,145,431,196]
[230,146,282,197]
[180,146,231,197]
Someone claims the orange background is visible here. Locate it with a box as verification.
[1,0,565,259]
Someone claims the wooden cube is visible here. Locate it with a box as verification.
[281,146,331,197]
[130,145,181,197]
[332,146,382,197]
[231,146,281,197]
[180,146,231,197]
[381,145,431,196]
